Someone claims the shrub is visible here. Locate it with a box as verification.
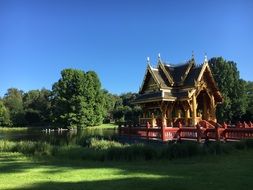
[88,138,122,150]
[53,145,85,159]
[2,139,253,162]
[0,140,53,156]
[0,140,15,151]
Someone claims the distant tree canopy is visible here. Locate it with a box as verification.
[1,88,52,127]
[3,88,26,126]
[23,89,51,125]
[102,89,117,123]
[209,57,248,122]
[0,100,11,126]
[112,92,142,124]
[51,69,107,128]
[242,81,253,121]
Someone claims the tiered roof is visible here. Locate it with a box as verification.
[134,56,223,104]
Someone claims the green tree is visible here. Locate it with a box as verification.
[51,69,106,128]
[112,92,142,123]
[3,88,26,126]
[242,81,253,121]
[0,100,11,127]
[23,88,51,125]
[209,57,247,122]
[85,71,105,126]
[102,90,117,123]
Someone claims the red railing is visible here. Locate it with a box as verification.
[118,121,253,142]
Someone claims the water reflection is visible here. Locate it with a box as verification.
[0,128,118,146]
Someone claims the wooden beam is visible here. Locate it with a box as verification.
[192,93,197,126]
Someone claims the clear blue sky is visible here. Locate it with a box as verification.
[1,0,253,97]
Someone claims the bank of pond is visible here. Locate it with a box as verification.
[1,137,253,161]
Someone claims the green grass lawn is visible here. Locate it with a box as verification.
[1,150,253,190]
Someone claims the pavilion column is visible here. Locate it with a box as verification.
[176,108,181,118]
[151,113,156,127]
[203,94,207,120]
[141,109,147,126]
[185,109,190,126]
[166,105,173,127]
[192,93,197,126]
[160,102,167,128]
[162,112,167,127]
[210,95,217,122]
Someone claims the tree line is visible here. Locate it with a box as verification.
[0,57,253,128]
[0,69,141,128]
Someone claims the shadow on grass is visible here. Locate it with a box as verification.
[4,174,253,190]
[5,177,189,190]
[1,151,253,190]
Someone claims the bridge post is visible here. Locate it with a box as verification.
[146,122,150,140]
[161,124,166,142]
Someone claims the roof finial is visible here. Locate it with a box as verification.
[158,53,161,63]
[147,56,150,64]
[192,51,195,60]
[204,53,208,63]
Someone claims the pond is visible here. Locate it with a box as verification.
[0,128,118,146]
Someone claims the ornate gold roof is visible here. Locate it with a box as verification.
[135,56,223,104]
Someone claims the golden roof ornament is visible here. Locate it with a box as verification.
[192,51,195,60]
[204,53,208,63]
[147,57,150,64]
[158,53,162,65]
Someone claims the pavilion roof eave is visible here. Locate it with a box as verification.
[133,97,176,104]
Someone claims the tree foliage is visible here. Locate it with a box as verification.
[51,69,106,128]
[0,100,11,126]
[3,88,26,126]
[112,92,142,123]
[23,89,51,125]
[209,57,247,122]
[102,90,117,123]
[242,81,253,121]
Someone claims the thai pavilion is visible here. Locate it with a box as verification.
[133,54,223,128]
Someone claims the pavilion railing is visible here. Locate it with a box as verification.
[139,118,152,127]
[118,120,253,143]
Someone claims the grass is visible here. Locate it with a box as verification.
[0,127,29,132]
[0,123,117,131]
[0,150,253,190]
[87,123,118,129]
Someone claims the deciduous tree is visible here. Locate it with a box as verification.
[0,100,11,127]
[51,69,106,128]
[3,88,25,126]
[209,57,247,122]
[23,88,51,125]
